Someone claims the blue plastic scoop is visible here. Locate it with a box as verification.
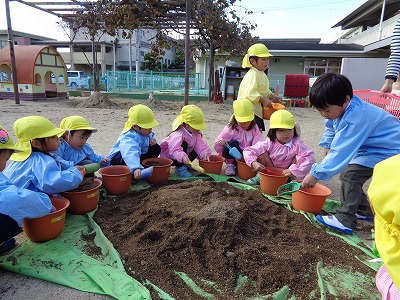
[141,166,154,179]
[226,144,242,160]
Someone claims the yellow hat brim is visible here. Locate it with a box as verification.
[10,127,64,162]
[122,119,159,133]
[9,140,32,162]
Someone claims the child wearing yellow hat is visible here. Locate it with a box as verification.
[53,115,110,168]
[237,43,283,131]
[4,116,83,195]
[368,154,400,298]
[0,125,56,254]
[243,110,315,185]
[214,98,264,176]
[108,104,161,180]
[160,105,211,178]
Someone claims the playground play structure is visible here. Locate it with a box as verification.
[0,45,68,100]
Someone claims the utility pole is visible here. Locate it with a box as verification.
[184,0,190,105]
[5,0,19,104]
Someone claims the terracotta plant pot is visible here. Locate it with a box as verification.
[259,167,288,195]
[142,157,173,184]
[291,182,332,214]
[98,165,132,195]
[199,155,225,175]
[62,178,102,214]
[23,196,70,243]
[236,159,257,180]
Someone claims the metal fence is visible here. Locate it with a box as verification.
[103,71,299,97]
[105,71,206,94]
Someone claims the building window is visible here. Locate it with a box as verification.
[35,73,42,85]
[304,59,341,76]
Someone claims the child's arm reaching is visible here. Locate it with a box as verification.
[251,161,265,171]
[282,169,293,177]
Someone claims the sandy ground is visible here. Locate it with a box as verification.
[0,95,352,299]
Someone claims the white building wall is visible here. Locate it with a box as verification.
[70,28,177,72]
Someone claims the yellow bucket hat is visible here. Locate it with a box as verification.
[232,98,254,123]
[368,154,400,289]
[0,126,21,152]
[242,43,273,68]
[122,104,159,133]
[60,116,97,132]
[172,105,206,131]
[270,110,294,129]
[10,116,65,162]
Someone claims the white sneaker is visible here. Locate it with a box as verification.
[247,173,260,185]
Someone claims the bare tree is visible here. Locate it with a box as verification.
[60,0,256,97]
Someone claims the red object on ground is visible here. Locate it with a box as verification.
[214,93,223,104]
[284,74,310,98]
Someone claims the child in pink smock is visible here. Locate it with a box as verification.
[214,98,264,176]
[243,109,315,184]
[160,105,211,178]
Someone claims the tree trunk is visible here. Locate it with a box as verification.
[91,36,98,92]
[208,41,215,102]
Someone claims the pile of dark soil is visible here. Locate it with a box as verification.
[94,180,377,300]
[76,92,120,108]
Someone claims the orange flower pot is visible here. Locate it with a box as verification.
[62,179,102,214]
[259,167,288,195]
[23,196,70,243]
[199,155,225,175]
[262,103,285,120]
[236,159,257,180]
[98,166,132,195]
[291,182,332,214]
[142,157,173,184]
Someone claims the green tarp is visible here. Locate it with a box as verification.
[0,174,381,299]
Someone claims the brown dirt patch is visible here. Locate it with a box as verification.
[94,180,377,300]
